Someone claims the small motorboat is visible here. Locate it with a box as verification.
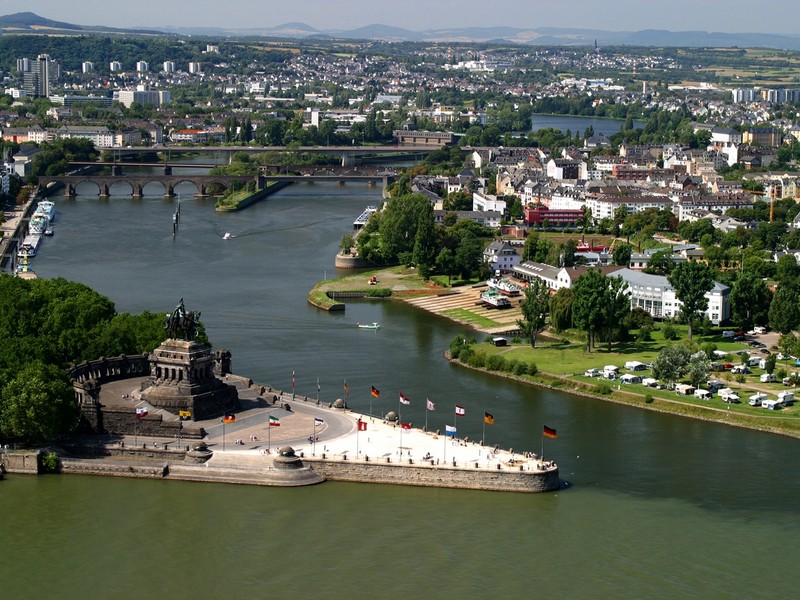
[223,232,231,240]
[357,322,380,330]
[44,228,54,236]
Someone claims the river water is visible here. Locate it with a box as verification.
[4,181,799,598]
[531,114,646,137]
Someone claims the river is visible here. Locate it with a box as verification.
[531,114,646,137]
[3,181,799,598]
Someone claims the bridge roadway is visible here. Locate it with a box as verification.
[39,167,398,198]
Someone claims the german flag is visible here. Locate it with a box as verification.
[543,425,557,439]
[223,414,236,424]
[484,412,495,425]
[371,386,380,398]
[178,410,191,418]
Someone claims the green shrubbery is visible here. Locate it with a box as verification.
[450,336,537,378]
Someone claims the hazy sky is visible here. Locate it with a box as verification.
[1,0,797,35]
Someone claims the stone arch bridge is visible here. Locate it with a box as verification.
[39,174,263,198]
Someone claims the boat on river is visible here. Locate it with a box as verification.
[33,200,55,222]
[223,232,231,240]
[17,235,41,258]
[357,322,380,330]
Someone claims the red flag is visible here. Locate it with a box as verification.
[543,425,557,439]
[135,406,148,419]
[399,392,411,405]
[401,422,412,430]
[455,405,465,416]
[371,386,380,398]
[426,398,435,411]
[357,420,367,431]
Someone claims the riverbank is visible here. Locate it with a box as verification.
[311,266,800,439]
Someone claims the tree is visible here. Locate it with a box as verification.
[412,203,437,279]
[340,234,355,256]
[764,354,777,375]
[549,288,574,332]
[454,233,484,281]
[572,269,607,351]
[0,362,79,442]
[517,278,551,347]
[668,262,714,340]
[645,250,674,276]
[686,351,711,388]
[652,344,692,387]
[613,243,633,267]
[730,272,771,330]
[435,248,456,285]
[775,254,800,286]
[601,276,630,351]
[769,284,800,334]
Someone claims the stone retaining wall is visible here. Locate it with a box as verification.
[306,457,559,493]
[0,451,42,474]
[61,458,168,479]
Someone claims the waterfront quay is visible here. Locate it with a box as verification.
[55,375,559,494]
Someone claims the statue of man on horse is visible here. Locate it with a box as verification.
[164,298,202,341]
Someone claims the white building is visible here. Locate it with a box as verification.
[163,61,176,73]
[116,86,171,109]
[188,62,202,74]
[82,62,94,74]
[136,61,149,73]
[613,268,730,325]
[472,191,507,214]
[110,61,122,73]
[483,241,521,274]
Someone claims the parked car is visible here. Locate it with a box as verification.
[760,349,771,355]
[584,368,601,378]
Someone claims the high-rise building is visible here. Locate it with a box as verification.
[163,61,176,73]
[110,61,123,73]
[136,61,149,73]
[22,54,55,98]
[82,62,94,74]
[188,62,202,74]
[16,57,31,73]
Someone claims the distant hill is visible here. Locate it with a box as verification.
[0,11,165,36]
[3,12,800,51]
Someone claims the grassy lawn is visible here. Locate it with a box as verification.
[442,308,503,329]
[468,335,800,426]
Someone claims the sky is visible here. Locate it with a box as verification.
[1,0,797,35]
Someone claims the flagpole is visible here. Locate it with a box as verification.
[268,415,271,451]
[398,395,402,455]
[425,399,429,432]
[356,420,360,457]
[312,418,316,456]
[316,376,320,404]
[222,419,226,451]
[482,409,486,447]
[541,430,544,461]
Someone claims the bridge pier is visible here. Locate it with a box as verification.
[99,183,110,198]
[164,184,175,198]
[132,183,143,198]
[111,165,122,176]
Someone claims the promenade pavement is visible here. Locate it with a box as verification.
[105,375,552,473]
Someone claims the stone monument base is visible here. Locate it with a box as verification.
[141,339,239,421]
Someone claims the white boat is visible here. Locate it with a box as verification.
[17,235,41,258]
[357,322,380,329]
[29,214,49,235]
[33,200,55,222]
[223,232,231,240]
[44,228,54,236]
[486,277,522,296]
[480,289,512,308]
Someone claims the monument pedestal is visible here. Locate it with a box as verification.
[141,339,239,420]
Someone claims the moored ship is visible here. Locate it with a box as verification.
[480,289,512,308]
